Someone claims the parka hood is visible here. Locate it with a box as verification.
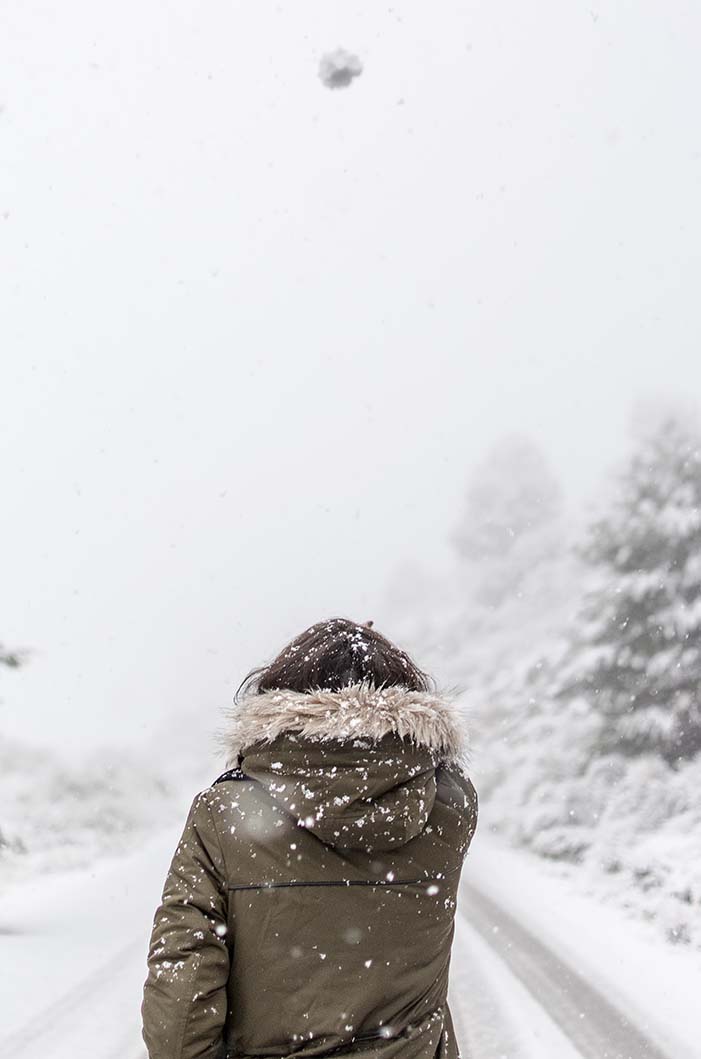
[220,682,469,851]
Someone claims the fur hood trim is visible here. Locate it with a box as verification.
[221,681,470,771]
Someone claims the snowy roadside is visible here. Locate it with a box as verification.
[0,739,211,897]
[465,829,701,1059]
[0,824,181,1048]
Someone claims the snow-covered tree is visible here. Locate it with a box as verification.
[435,434,581,688]
[0,643,22,668]
[559,416,701,763]
[453,434,562,559]
[1,640,25,855]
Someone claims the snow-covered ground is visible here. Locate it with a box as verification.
[463,831,701,1059]
[0,826,181,1058]
[1,817,698,1059]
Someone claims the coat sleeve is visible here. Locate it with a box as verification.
[142,789,230,1059]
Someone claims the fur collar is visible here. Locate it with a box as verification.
[221,681,469,771]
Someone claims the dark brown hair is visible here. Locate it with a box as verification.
[234,617,433,702]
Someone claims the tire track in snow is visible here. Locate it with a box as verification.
[0,938,144,1059]
[451,914,586,1059]
[450,921,534,1059]
[460,883,672,1059]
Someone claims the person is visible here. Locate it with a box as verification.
[141,617,478,1059]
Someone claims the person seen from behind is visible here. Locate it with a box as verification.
[142,617,478,1059]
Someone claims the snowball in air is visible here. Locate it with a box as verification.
[319,49,363,90]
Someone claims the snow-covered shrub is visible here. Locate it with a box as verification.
[0,734,208,891]
[528,825,593,863]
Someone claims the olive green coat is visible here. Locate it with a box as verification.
[142,683,477,1059]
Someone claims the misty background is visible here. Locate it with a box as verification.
[2,0,701,962]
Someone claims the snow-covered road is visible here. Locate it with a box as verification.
[1,830,698,1059]
[455,886,669,1059]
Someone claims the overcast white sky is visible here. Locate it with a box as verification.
[2,1,701,756]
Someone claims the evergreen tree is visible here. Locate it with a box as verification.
[559,416,701,763]
[1,640,25,852]
[451,434,565,609]
[452,433,562,564]
[0,643,22,668]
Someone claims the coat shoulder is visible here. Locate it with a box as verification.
[212,766,250,784]
[436,766,478,849]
